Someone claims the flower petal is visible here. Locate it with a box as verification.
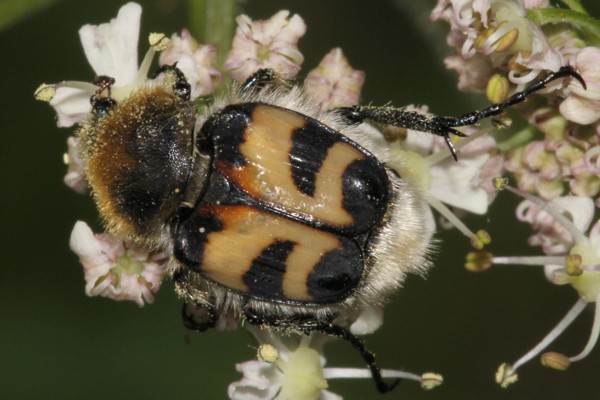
[78,2,141,84]
[49,87,94,127]
[559,94,600,125]
[429,153,490,214]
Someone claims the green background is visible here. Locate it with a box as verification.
[1,0,599,399]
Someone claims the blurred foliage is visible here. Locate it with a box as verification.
[0,0,61,31]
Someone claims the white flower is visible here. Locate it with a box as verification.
[159,29,222,99]
[51,3,143,126]
[224,11,306,82]
[69,221,168,306]
[443,54,494,93]
[560,47,600,125]
[63,136,87,194]
[486,189,600,386]
[304,48,365,112]
[516,196,595,255]
[511,22,563,85]
[228,325,442,399]
[78,2,141,85]
[36,2,161,127]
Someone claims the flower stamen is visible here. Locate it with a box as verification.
[496,298,587,387]
[505,185,589,245]
[569,294,600,362]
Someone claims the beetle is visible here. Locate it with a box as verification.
[75,63,584,393]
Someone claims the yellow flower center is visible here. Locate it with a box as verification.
[113,253,144,276]
[389,149,432,192]
[276,347,327,400]
[257,44,271,62]
[569,243,600,302]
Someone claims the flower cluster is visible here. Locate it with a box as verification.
[35,3,441,398]
[431,0,600,387]
[228,325,442,400]
[430,0,600,201]
[70,221,168,306]
[34,0,600,395]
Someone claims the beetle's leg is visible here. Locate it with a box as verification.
[89,75,117,117]
[335,65,585,161]
[173,269,217,332]
[240,69,286,93]
[243,307,400,394]
[336,104,467,161]
[317,322,401,394]
[152,63,192,101]
[182,301,217,332]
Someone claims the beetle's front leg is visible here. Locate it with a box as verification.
[335,105,466,160]
[240,68,288,93]
[335,65,585,161]
[152,63,192,101]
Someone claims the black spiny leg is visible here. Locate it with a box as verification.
[243,308,399,394]
[336,65,585,161]
[317,322,400,394]
[241,68,286,93]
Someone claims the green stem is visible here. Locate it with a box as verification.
[528,8,600,46]
[559,0,587,14]
[496,126,537,153]
[187,0,239,67]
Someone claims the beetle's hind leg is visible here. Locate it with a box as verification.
[243,307,400,394]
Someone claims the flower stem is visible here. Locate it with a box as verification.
[527,8,600,46]
[570,295,600,362]
[559,0,588,14]
[425,194,476,239]
[492,255,566,266]
[323,368,422,382]
[512,299,587,371]
[496,126,536,153]
[187,0,239,67]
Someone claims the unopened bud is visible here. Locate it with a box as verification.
[541,352,571,371]
[465,250,493,272]
[491,114,513,129]
[382,125,407,142]
[492,24,519,52]
[487,74,510,104]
